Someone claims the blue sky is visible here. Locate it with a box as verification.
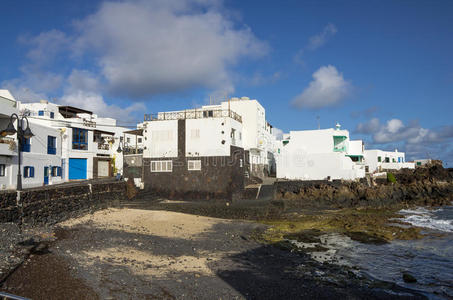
[1,0,453,164]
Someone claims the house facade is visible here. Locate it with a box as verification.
[219,97,278,177]
[364,149,415,173]
[19,101,136,181]
[1,92,64,189]
[276,124,366,181]
[140,107,245,199]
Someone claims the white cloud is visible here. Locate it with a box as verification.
[59,90,145,123]
[70,0,268,98]
[292,65,352,109]
[60,72,145,122]
[354,117,380,134]
[355,118,453,144]
[356,118,453,163]
[19,29,70,67]
[294,23,337,65]
[1,67,63,102]
[307,23,337,51]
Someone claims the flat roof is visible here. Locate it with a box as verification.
[94,129,115,135]
[59,106,93,118]
[124,129,143,136]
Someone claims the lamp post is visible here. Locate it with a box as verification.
[1,113,34,191]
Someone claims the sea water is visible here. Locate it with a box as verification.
[336,205,453,299]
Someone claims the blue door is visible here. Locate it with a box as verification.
[69,158,87,180]
[44,166,49,185]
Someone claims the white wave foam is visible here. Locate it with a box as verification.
[399,208,453,233]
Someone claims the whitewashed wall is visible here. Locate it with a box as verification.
[185,117,242,157]
[288,129,350,154]
[348,140,364,156]
[364,150,409,173]
[277,150,365,180]
[16,121,63,189]
[143,120,178,158]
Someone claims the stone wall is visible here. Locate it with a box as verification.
[0,191,19,223]
[0,181,126,225]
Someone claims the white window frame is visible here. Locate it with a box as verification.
[151,160,173,172]
[188,160,201,171]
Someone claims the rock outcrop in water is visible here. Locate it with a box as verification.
[274,165,453,209]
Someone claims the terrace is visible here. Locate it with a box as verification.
[144,109,242,123]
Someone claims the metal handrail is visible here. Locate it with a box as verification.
[147,109,243,123]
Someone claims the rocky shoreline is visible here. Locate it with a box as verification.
[274,165,453,209]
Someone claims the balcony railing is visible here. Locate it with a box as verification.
[83,119,96,127]
[146,109,242,123]
[98,143,110,150]
[124,147,143,155]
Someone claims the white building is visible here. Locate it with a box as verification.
[0,90,20,189]
[276,124,366,181]
[139,105,245,198]
[364,149,415,173]
[19,101,136,181]
[139,96,278,179]
[1,91,63,189]
[219,97,278,177]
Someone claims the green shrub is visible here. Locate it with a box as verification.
[387,172,397,183]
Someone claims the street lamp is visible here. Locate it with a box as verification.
[1,113,34,190]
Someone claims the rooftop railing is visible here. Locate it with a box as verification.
[145,109,242,123]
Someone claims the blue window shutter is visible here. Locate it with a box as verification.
[38,110,44,116]
[23,167,27,178]
[31,167,34,178]
[50,112,54,119]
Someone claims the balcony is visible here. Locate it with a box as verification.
[145,109,242,123]
[98,143,110,150]
[0,137,16,156]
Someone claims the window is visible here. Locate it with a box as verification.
[138,138,142,143]
[38,110,44,116]
[385,157,390,163]
[151,161,172,172]
[127,137,131,143]
[24,166,35,178]
[20,137,31,152]
[0,164,5,177]
[72,128,88,150]
[51,166,61,177]
[378,156,382,162]
[333,136,347,152]
[48,136,57,155]
[203,110,213,118]
[50,112,54,119]
[188,160,201,171]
